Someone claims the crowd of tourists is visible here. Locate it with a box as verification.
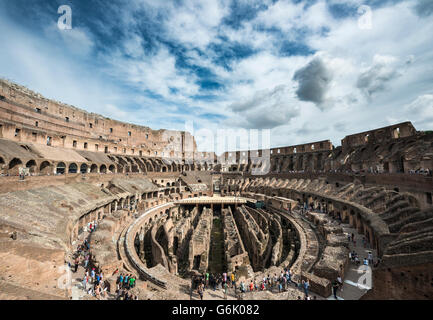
[70,236,110,300]
[114,273,139,300]
[190,268,315,300]
[69,223,139,300]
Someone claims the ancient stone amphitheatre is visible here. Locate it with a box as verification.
[0,79,432,300]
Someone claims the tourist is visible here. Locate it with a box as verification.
[355,256,360,266]
[90,268,96,283]
[363,258,369,272]
[124,274,129,289]
[240,281,246,293]
[337,275,343,291]
[368,251,373,266]
[303,280,310,297]
[332,281,339,300]
[198,283,204,300]
[129,275,136,288]
[82,275,88,290]
[118,273,124,289]
[286,269,292,286]
[74,257,79,273]
[223,281,228,299]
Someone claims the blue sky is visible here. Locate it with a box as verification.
[0,0,432,151]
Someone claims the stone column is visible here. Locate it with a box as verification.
[139,229,145,261]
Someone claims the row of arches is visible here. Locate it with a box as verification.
[0,155,215,176]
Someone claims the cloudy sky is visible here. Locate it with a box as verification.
[0,0,432,151]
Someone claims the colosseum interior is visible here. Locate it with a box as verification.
[0,78,432,300]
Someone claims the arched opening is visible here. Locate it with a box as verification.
[40,161,51,174]
[90,164,98,173]
[68,163,78,174]
[100,164,107,173]
[117,165,124,173]
[0,157,4,174]
[56,162,66,175]
[146,161,154,172]
[109,164,115,173]
[8,158,22,175]
[25,160,37,174]
[162,166,167,172]
[80,163,88,174]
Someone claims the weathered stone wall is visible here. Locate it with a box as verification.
[0,79,200,161]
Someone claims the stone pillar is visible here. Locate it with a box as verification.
[139,230,145,261]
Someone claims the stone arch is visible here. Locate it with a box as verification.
[90,164,98,173]
[80,163,88,174]
[40,161,52,174]
[8,158,22,175]
[151,159,160,172]
[145,159,154,172]
[56,162,66,174]
[68,163,78,174]
[128,158,140,173]
[0,156,4,174]
[109,164,116,173]
[135,158,147,172]
[100,164,107,173]
[172,162,178,172]
[162,166,167,172]
[25,160,37,173]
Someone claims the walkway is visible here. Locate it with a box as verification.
[328,224,377,300]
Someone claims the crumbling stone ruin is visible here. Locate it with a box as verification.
[0,79,432,300]
[222,207,249,272]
